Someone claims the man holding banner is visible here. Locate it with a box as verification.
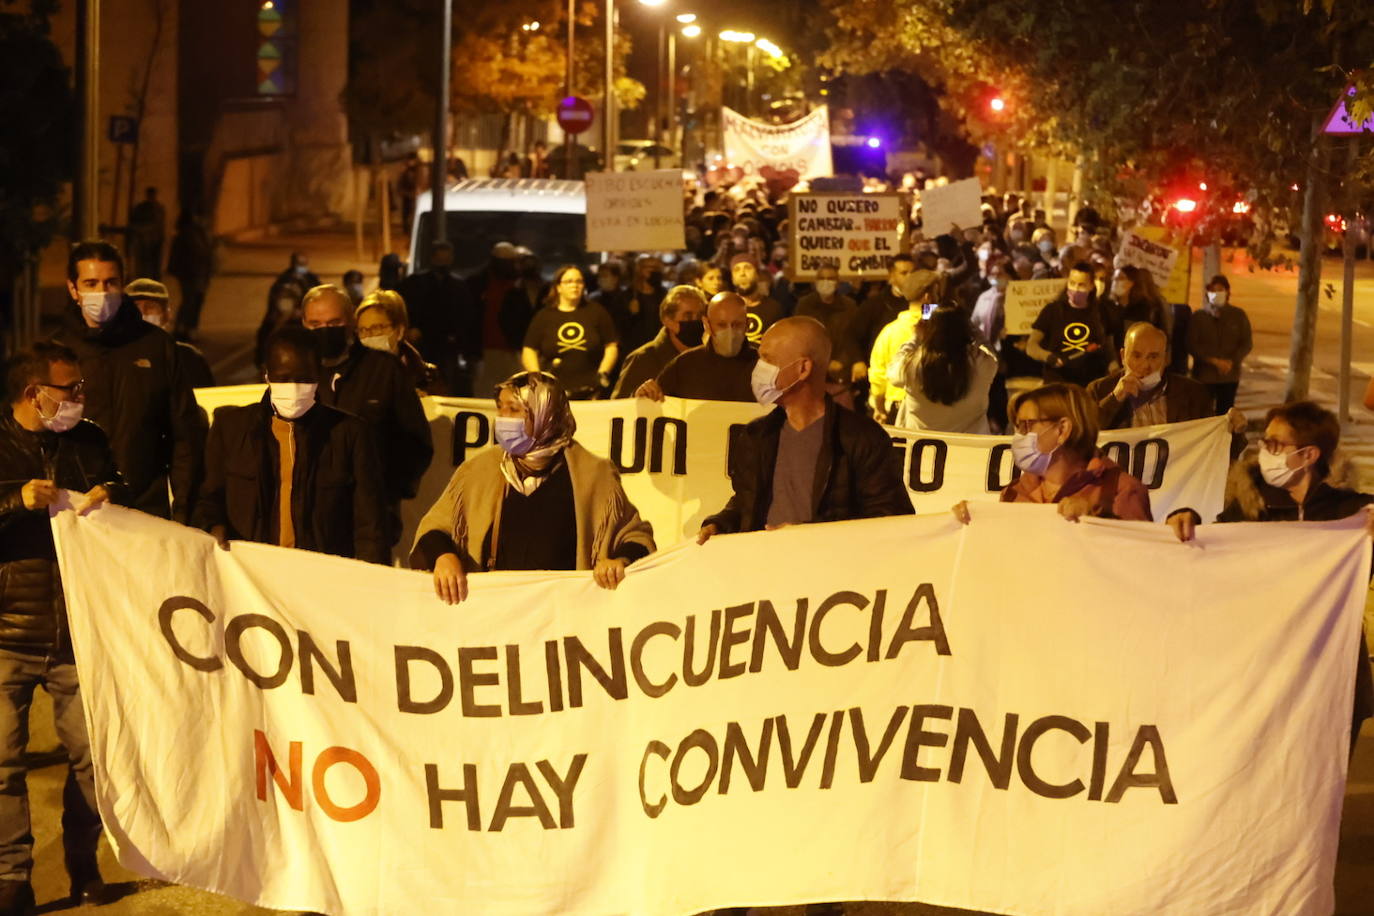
[699,317,912,544]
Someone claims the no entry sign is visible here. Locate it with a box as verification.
[557,96,595,135]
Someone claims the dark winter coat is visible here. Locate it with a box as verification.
[704,397,914,534]
[193,399,388,564]
[0,411,125,658]
[54,302,205,522]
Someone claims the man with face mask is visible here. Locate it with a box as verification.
[398,239,482,395]
[1187,274,1252,414]
[277,251,321,291]
[1086,322,1215,429]
[125,278,215,388]
[729,254,784,347]
[301,284,432,550]
[611,286,707,397]
[195,326,387,563]
[0,341,124,912]
[637,292,758,402]
[698,317,912,544]
[795,264,859,374]
[1027,261,1116,387]
[622,255,669,352]
[54,240,205,523]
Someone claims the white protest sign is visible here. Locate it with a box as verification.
[722,106,833,182]
[1003,278,1068,335]
[54,502,1370,916]
[585,169,684,252]
[789,193,904,279]
[195,388,1230,546]
[1130,225,1191,304]
[1119,229,1182,297]
[918,177,983,236]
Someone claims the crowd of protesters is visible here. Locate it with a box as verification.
[0,166,1365,915]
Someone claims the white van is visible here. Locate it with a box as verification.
[407,178,587,278]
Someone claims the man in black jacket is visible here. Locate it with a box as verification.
[55,240,205,523]
[396,240,481,395]
[301,285,433,549]
[0,341,125,911]
[195,327,388,564]
[698,316,913,542]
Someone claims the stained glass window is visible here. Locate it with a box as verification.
[256,0,296,96]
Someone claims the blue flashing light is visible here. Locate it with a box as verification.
[866,137,882,149]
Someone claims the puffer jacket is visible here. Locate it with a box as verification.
[0,411,125,658]
[704,396,914,534]
[54,301,205,522]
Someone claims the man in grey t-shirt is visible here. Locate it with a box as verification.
[766,414,824,527]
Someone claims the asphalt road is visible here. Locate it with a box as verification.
[19,234,1374,914]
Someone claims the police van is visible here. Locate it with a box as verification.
[407,178,588,278]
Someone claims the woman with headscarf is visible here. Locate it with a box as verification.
[409,371,656,604]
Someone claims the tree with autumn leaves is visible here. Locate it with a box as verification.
[818,0,1374,398]
[346,0,643,164]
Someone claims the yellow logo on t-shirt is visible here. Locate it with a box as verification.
[557,321,588,353]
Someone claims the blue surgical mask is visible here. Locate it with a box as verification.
[1010,428,1056,475]
[494,416,536,456]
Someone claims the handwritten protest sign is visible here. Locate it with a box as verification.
[1130,226,1192,304]
[788,193,904,279]
[919,178,983,236]
[1119,229,1186,301]
[585,169,684,252]
[1003,278,1068,335]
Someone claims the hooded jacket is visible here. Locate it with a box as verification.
[54,301,205,522]
[0,411,125,657]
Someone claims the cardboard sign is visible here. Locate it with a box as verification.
[788,193,905,279]
[918,178,983,237]
[585,170,684,252]
[1120,229,1188,303]
[1003,278,1068,335]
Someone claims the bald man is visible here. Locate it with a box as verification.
[1086,322,1225,429]
[699,316,912,542]
[637,292,758,402]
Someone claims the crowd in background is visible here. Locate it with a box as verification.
[0,171,1363,915]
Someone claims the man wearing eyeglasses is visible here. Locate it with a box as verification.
[0,341,126,910]
[55,240,205,524]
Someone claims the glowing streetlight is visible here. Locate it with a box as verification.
[681,23,702,37]
[520,20,541,31]
[989,96,1006,113]
[675,12,696,23]
[719,29,756,42]
[754,37,784,59]
[637,0,668,6]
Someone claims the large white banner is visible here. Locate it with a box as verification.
[721,106,833,182]
[195,388,1231,546]
[53,501,1369,915]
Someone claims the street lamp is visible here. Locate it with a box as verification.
[681,23,701,37]
[675,12,696,23]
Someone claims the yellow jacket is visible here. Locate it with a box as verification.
[868,308,922,413]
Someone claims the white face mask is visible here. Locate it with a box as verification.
[814,279,838,298]
[268,382,317,420]
[140,312,167,331]
[1010,426,1057,475]
[711,327,745,358]
[1207,290,1229,309]
[1258,447,1306,488]
[494,416,536,456]
[751,357,801,406]
[360,333,398,355]
[80,291,121,325]
[35,389,83,433]
[1137,370,1163,391]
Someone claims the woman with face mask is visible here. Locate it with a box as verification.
[355,291,442,394]
[953,382,1152,524]
[1166,400,1374,757]
[410,371,656,604]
